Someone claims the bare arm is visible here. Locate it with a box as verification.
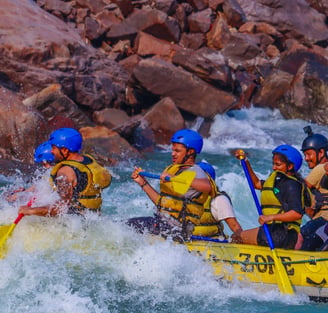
[225,217,243,234]
[18,201,66,217]
[131,167,160,204]
[259,210,302,225]
[190,177,212,193]
[243,159,262,190]
[18,166,77,217]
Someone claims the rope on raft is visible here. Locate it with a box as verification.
[210,257,328,266]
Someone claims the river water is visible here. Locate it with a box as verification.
[0,107,327,312]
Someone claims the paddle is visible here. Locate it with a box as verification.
[139,170,196,195]
[238,152,294,295]
[0,198,34,258]
[190,235,228,243]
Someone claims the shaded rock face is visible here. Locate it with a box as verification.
[0,0,128,109]
[0,86,46,162]
[144,97,185,144]
[132,58,237,118]
[0,0,327,176]
[237,0,328,45]
[253,50,328,125]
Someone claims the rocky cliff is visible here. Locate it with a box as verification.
[0,0,327,175]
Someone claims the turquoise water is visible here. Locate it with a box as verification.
[0,107,328,312]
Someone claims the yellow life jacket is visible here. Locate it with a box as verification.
[157,164,215,226]
[50,154,111,211]
[261,171,305,233]
[193,176,226,237]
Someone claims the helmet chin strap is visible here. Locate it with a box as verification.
[315,149,327,166]
[317,153,324,166]
[182,149,196,164]
[59,148,69,161]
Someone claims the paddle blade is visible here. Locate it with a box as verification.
[271,249,294,295]
[139,170,196,195]
[170,171,196,194]
[0,224,17,258]
[0,225,12,239]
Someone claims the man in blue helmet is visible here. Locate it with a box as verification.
[6,141,55,202]
[33,141,55,169]
[18,128,111,216]
[129,129,216,242]
[295,126,328,251]
[233,145,309,249]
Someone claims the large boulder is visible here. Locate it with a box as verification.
[0,86,45,163]
[107,8,181,43]
[144,97,185,144]
[237,0,328,45]
[131,58,237,118]
[253,49,328,125]
[0,0,128,110]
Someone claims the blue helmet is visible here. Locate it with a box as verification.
[48,128,82,152]
[197,161,216,180]
[34,141,54,164]
[272,144,302,172]
[171,129,203,154]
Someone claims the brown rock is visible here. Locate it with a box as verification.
[279,53,328,125]
[0,0,128,110]
[23,84,92,128]
[95,10,123,31]
[306,0,328,16]
[144,97,185,144]
[179,33,205,50]
[134,32,181,60]
[107,8,181,43]
[233,70,258,108]
[173,4,189,33]
[266,45,280,59]
[154,0,179,15]
[75,0,107,15]
[93,108,130,129]
[109,40,133,60]
[206,13,232,49]
[119,54,142,76]
[221,32,262,62]
[132,58,237,118]
[111,0,134,17]
[41,0,72,16]
[80,126,141,165]
[188,8,213,33]
[84,16,103,41]
[238,22,256,34]
[76,7,90,24]
[223,0,247,28]
[278,49,327,75]
[255,23,283,39]
[208,0,225,11]
[173,47,234,90]
[187,0,208,11]
[252,70,294,109]
[238,0,328,45]
[0,86,46,163]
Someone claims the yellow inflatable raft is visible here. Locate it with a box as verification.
[185,239,328,301]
